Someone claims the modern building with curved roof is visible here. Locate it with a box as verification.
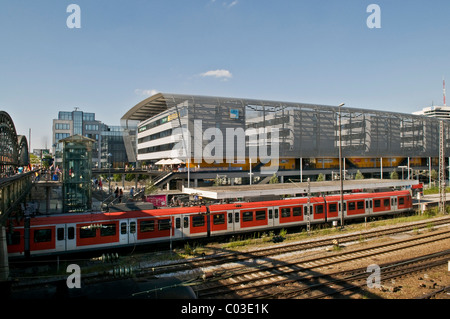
[121,93,449,179]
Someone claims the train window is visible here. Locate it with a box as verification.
[68,227,75,240]
[399,197,405,205]
[184,217,189,228]
[228,213,233,223]
[315,205,324,214]
[176,218,181,229]
[192,215,205,227]
[293,207,302,216]
[130,222,136,234]
[235,212,240,223]
[384,199,390,207]
[281,208,291,218]
[357,201,364,210]
[57,228,64,241]
[8,231,21,245]
[304,206,308,216]
[80,227,96,239]
[275,209,279,218]
[255,210,266,220]
[34,229,52,243]
[213,214,225,225]
[329,203,337,213]
[101,224,116,237]
[374,200,381,208]
[348,202,355,211]
[269,209,273,219]
[121,222,127,235]
[158,219,171,231]
[242,211,253,222]
[140,220,155,232]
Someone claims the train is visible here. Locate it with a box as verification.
[6,190,413,258]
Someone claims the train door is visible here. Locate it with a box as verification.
[128,219,137,244]
[119,221,128,245]
[56,226,66,252]
[365,199,373,215]
[66,224,77,251]
[173,216,183,239]
[181,215,190,238]
[339,201,347,220]
[233,210,241,232]
[391,196,398,212]
[117,219,137,245]
[268,207,279,228]
[226,211,234,233]
[304,204,313,225]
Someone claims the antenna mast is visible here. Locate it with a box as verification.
[443,77,446,106]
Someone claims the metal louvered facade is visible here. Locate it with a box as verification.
[121,93,449,163]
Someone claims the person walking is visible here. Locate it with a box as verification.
[119,189,123,203]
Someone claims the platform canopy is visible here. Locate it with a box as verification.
[182,179,419,200]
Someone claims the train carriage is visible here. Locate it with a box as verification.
[6,190,413,258]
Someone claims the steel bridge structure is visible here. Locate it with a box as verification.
[0,111,31,285]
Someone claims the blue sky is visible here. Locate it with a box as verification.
[1,0,450,150]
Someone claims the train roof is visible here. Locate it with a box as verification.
[15,190,411,227]
[25,206,208,227]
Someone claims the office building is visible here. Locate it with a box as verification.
[52,108,128,168]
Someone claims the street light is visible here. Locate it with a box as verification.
[338,103,345,229]
[107,153,112,194]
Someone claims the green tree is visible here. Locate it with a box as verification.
[390,170,399,180]
[269,173,279,184]
[317,173,325,181]
[355,170,364,180]
[430,169,438,182]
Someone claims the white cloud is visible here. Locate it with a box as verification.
[200,69,233,80]
[134,89,159,96]
[224,0,238,8]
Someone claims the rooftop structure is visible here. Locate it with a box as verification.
[413,105,450,121]
[182,179,419,199]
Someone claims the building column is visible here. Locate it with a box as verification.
[300,157,303,182]
[0,226,9,282]
[429,157,432,186]
[380,157,383,179]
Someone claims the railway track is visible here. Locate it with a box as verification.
[141,216,450,277]
[190,229,450,299]
[10,216,450,294]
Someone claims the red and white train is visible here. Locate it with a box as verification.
[7,190,413,258]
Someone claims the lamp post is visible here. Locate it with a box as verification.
[338,103,345,229]
[107,153,112,194]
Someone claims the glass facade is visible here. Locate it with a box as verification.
[100,125,128,168]
[53,110,130,168]
[130,94,450,164]
[61,135,93,213]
